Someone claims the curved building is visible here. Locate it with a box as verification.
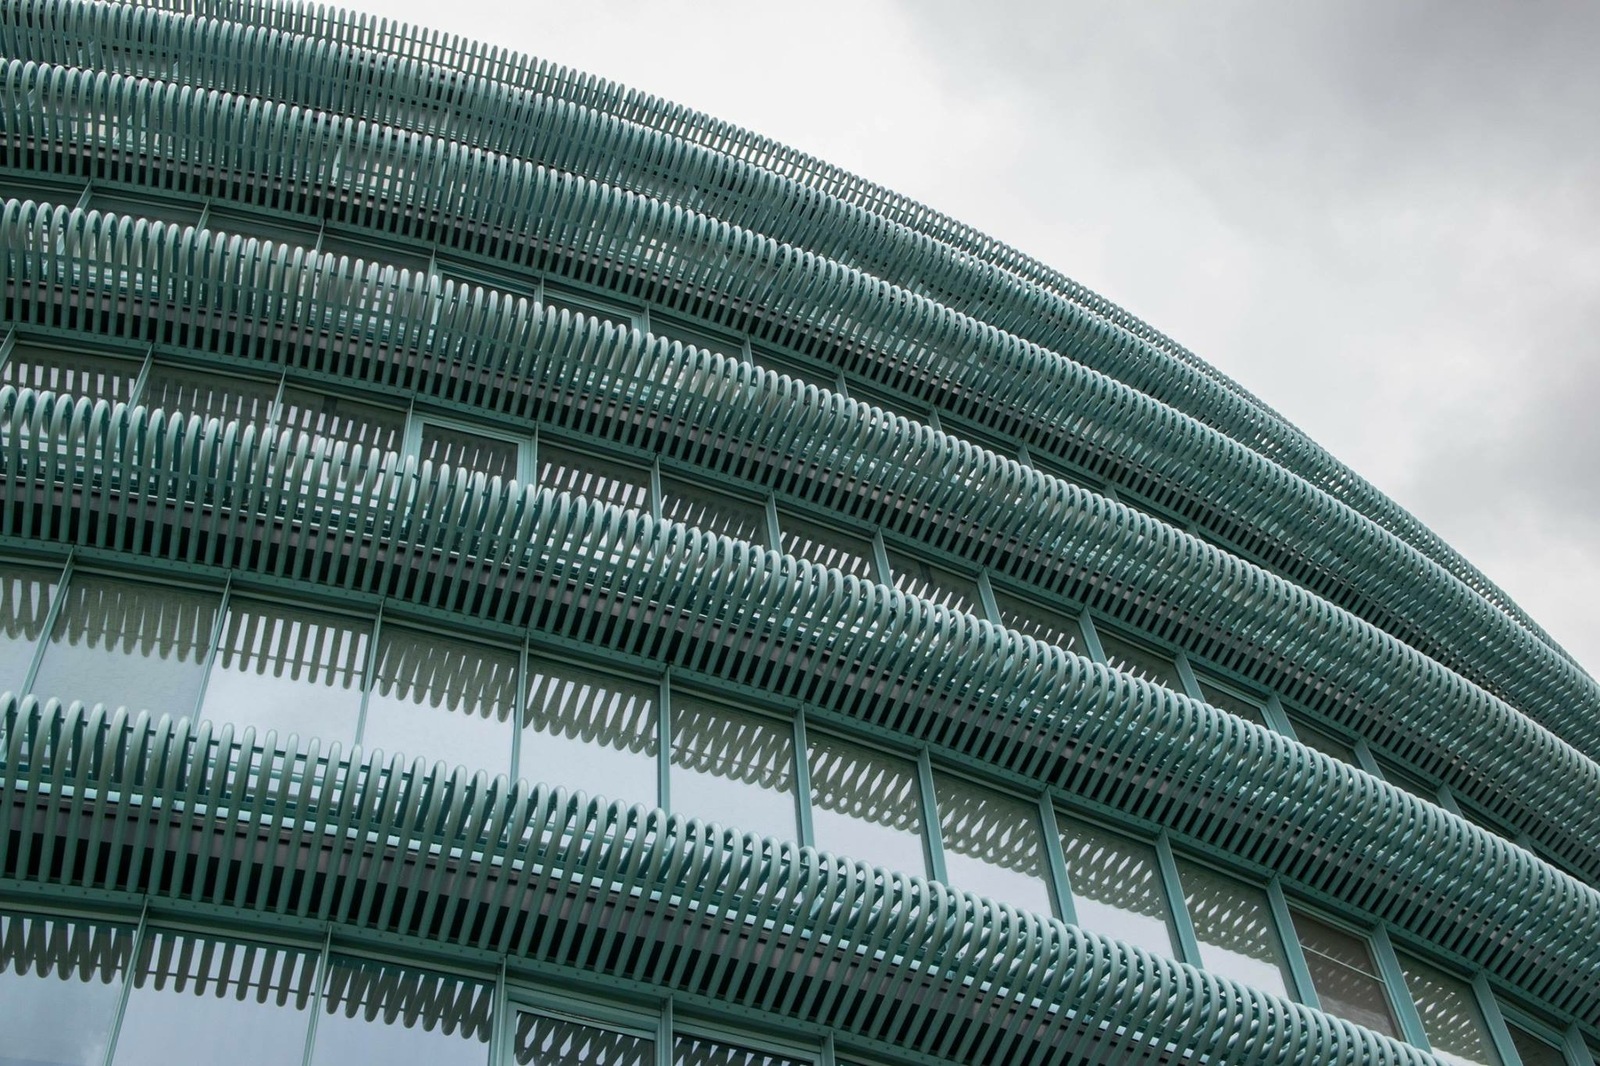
[0,2,1597,1064]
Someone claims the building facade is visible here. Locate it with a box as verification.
[0,2,1597,1064]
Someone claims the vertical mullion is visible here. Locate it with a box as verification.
[22,552,74,695]
[1260,694,1295,737]
[764,493,781,553]
[1267,879,1320,1010]
[657,994,673,1066]
[792,708,814,849]
[916,748,947,883]
[98,897,150,1066]
[975,570,1001,626]
[1472,972,1522,1066]
[1172,651,1202,701]
[510,636,528,783]
[188,571,233,723]
[1155,831,1202,967]
[297,926,336,1066]
[1037,797,1074,926]
[353,601,385,748]
[1077,612,1107,665]
[657,668,672,812]
[1372,925,1430,1051]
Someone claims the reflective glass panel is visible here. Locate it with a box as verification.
[308,956,492,1066]
[1095,628,1186,691]
[319,232,432,276]
[660,475,767,544]
[278,388,406,457]
[1288,715,1362,768]
[111,930,316,1066]
[513,1010,653,1066]
[932,772,1055,915]
[421,422,521,483]
[653,320,741,362]
[360,627,517,778]
[884,549,983,617]
[520,657,658,807]
[1175,859,1290,997]
[807,734,928,877]
[31,575,217,719]
[0,910,133,1066]
[1372,756,1443,806]
[199,601,369,750]
[1291,912,1400,1038]
[541,289,642,333]
[1058,816,1175,957]
[993,590,1082,656]
[142,363,279,431]
[1507,1024,1568,1066]
[85,192,204,228]
[1,343,140,405]
[1399,955,1502,1066]
[674,1034,807,1066]
[205,208,321,251]
[538,444,650,511]
[777,512,876,582]
[670,697,798,841]
[1195,680,1268,727]
[0,564,58,693]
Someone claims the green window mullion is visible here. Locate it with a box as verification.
[510,636,529,783]
[128,346,153,408]
[658,994,674,1066]
[1172,651,1203,701]
[0,326,15,368]
[869,531,891,587]
[1260,694,1295,738]
[1155,831,1203,968]
[1473,972,1524,1066]
[915,747,948,884]
[649,459,663,522]
[96,897,150,1066]
[1267,878,1321,1010]
[352,600,387,750]
[791,709,815,850]
[763,494,782,553]
[20,552,74,697]
[1076,612,1108,667]
[975,570,1001,626]
[1037,799,1075,927]
[657,669,672,813]
[297,927,336,1066]
[188,570,234,724]
[1371,924,1431,1051]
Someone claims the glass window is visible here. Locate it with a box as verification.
[0,910,133,1066]
[1291,912,1401,1039]
[1058,816,1176,958]
[360,627,518,778]
[807,734,928,877]
[777,512,876,582]
[142,363,280,431]
[992,590,1082,657]
[420,422,523,483]
[1371,756,1443,806]
[0,563,59,693]
[1094,627,1186,691]
[1,343,141,405]
[205,208,321,251]
[1195,680,1268,728]
[931,772,1055,916]
[1175,859,1291,997]
[541,288,643,333]
[674,1034,807,1066]
[278,388,406,457]
[308,956,492,1066]
[199,601,369,750]
[660,475,767,544]
[653,319,742,362]
[538,444,650,511]
[1506,1023,1569,1066]
[318,231,433,276]
[85,191,204,228]
[884,549,984,617]
[513,1010,653,1066]
[30,575,217,720]
[110,930,316,1066]
[520,657,658,807]
[670,697,798,842]
[1398,955,1502,1066]
[747,346,818,387]
[1287,714,1362,768]
[0,176,87,207]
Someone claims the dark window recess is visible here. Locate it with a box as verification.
[420,422,522,482]
[538,443,649,510]
[884,548,984,617]
[660,475,767,543]
[993,590,1083,657]
[278,388,406,456]
[84,191,204,228]
[143,363,279,430]
[1,342,141,405]
[1095,627,1186,691]
[778,512,877,582]
[1290,912,1402,1040]
[205,207,322,251]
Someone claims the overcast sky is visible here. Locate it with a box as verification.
[343,0,1600,674]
